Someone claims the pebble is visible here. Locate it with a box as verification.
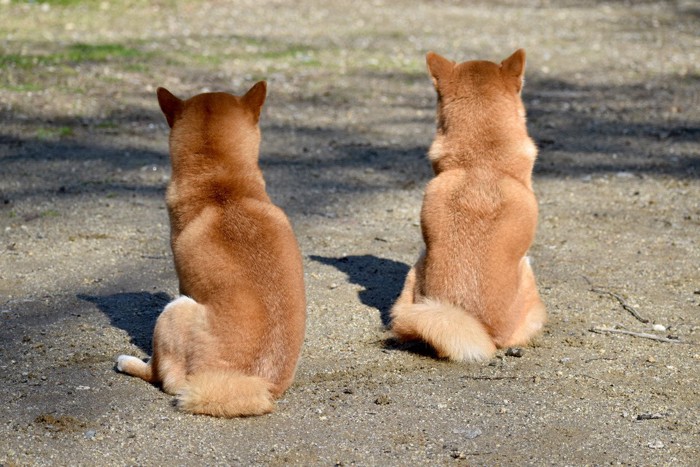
[637,413,664,420]
[374,394,391,405]
[652,324,666,332]
[453,427,482,439]
[506,348,524,358]
[648,440,664,449]
[84,430,96,440]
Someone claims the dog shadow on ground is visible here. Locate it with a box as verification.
[78,291,171,355]
[310,254,409,327]
[310,254,441,357]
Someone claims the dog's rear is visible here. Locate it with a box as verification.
[117,83,305,417]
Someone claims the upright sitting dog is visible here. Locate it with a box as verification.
[117,82,306,417]
[389,49,546,362]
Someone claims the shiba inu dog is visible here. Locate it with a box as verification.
[389,49,546,362]
[116,82,306,417]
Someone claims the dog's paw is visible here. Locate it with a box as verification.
[116,354,138,373]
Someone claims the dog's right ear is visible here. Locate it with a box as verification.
[242,81,267,122]
[426,52,455,89]
[157,87,182,128]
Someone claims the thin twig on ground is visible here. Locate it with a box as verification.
[583,276,649,323]
[590,326,683,343]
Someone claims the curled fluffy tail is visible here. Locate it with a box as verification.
[390,299,496,362]
[176,372,275,417]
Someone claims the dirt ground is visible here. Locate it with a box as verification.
[1,0,698,465]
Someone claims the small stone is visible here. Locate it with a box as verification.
[374,394,391,405]
[648,440,664,449]
[647,356,656,363]
[637,413,663,420]
[652,324,666,332]
[328,283,338,290]
[453,427,482,439]
[84,430,96,440]
[506,348,524,357]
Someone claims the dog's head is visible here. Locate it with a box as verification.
[426,49,527,134]
[156,82,267,176]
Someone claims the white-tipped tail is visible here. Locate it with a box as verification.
[390,299,496,362]
[176,372,275,417]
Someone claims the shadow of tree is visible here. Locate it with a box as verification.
[310,254,410,326]
[78,291,171,354]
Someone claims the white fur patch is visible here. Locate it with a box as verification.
[116,355,140,372]
[164,295,197,312]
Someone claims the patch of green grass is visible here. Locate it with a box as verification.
[2,83,43,92]
[40,209,60,218]
[96,120,117,129]
[36,126,74,140]
[0,42,148,70]
[65,43,142,62]
[11,0,95,5]
[0,54,44,69]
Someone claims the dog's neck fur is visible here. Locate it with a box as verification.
[428,123,537,191]
[166,138,269,236]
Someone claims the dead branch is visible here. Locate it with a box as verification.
[590,326,682,344]
[583,277,649,323]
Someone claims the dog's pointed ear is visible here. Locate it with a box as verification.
[156,87,182,128]
[242,81,267,122]
[426,52,455,89]
[501,49,526,92]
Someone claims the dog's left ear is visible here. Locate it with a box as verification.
[501,49,526,93]
[156,87,182,128]
[242,81,267,122]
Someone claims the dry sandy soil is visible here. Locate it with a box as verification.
[1,0,698,465]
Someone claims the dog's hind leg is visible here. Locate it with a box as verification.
[502,257,546,347]
[150,296,207,394]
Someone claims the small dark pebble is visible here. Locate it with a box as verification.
[506,348,524,358]
[637,413,664,420]
[374,394,391,405]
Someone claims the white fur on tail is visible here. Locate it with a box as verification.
[391,299,496,362]
[176,372,275,417]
